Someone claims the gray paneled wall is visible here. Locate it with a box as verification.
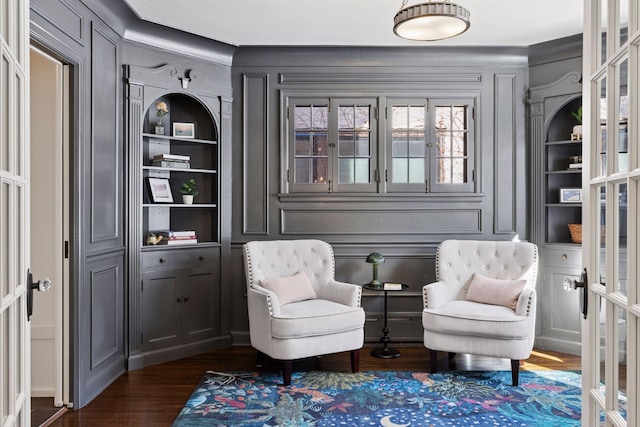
[31,0,127,408]
[231,47,530,343]
[31,0,235,409]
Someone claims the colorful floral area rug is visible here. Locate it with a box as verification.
[172,370,625,427]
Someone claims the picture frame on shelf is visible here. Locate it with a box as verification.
[560,188,582,203]
[172,122,195,138]
[147,177,174,203]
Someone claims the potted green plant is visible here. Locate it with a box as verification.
[179,178,199,204]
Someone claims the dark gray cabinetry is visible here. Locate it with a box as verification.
[528,72,583,355]
[141,248,220,352]
[126,64,231,369]
[539,247,582,354]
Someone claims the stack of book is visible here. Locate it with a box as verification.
[156,230,197,245]
[152,154,190,169]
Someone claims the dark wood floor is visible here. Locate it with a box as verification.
[48,345,581,426]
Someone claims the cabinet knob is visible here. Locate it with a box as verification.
[159,258,166,263]
[561,254,567,260]
[199,256,205,261]
[176,297,182,302]
[184,296,190,302]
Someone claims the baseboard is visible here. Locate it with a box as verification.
[230,331,250,346]
[534,336,581,356]
[128,335,233,370]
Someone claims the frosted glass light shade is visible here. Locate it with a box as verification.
[394,2,470,41]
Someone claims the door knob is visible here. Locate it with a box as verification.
[563,268,588,319]
[26,269,52,320]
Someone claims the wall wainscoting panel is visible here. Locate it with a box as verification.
[493,73,518,235]
[280,208,482,235]
[90,23,121,244]
[242,73,269,235]
[31,0,86,47]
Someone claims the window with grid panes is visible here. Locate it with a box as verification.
[386,98,475,193]
[288,97,377,193]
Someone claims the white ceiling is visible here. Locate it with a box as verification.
[123,0,585,47]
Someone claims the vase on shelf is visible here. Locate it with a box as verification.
[571,124,582,140]
[182,195,194,205]
[155,121,164,135]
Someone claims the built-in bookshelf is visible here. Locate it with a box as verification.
[126,64,231,370]
[141,93,219,249]
[544,97,582,245]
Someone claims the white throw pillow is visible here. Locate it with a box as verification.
[260,272,317,305]
[465,272,526,311]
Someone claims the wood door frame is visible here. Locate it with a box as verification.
[28,45,71,408]
[29,34,81,409]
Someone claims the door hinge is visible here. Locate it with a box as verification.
[287,169,290,182]
[287,106,290,120]
[472,169,476,182]
[385,106,388,120]
[472,107,476,120]
[141,280,143,292]
[64,241,69,259]
[385,169,389,182]
[425,179,430,193]
[374,106,378,120]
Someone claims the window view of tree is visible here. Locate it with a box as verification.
[290,99,375,192]
[287,95,473,194]
[338,105,371,184]
[294,104,328,184]
[435,105,469,184]
[392,104,426,184]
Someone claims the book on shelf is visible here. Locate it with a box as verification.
[568,163,583,169]
[157,238,198,245]
[163,235,197,241]
[156,230,196,237]
[151,159,191,169]
[153,153,190,162]
[383,282,403,291]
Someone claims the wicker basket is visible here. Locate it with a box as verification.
[568,223,582,244]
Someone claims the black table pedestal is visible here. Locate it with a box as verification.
[368,287,403,359]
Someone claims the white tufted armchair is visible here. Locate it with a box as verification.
[423,240,538,386]
[243,239,365,385]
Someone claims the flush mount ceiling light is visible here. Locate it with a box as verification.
[393,0,471,41]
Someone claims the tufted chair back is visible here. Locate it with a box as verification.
[437,240,538,300]
[243,239,336,293]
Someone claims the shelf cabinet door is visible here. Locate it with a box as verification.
[182,263,219,343]
[539,247,582,353]
[141,270,182,351]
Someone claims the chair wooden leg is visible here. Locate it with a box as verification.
[255,351,266,368]
[429,349,437,373]
[282,360,292,386]
[350,349,360,373]
[447,352,456,369]
[511,359,520,386]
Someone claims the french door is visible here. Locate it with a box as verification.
[0,0,31,426]
[582,0,638,425]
